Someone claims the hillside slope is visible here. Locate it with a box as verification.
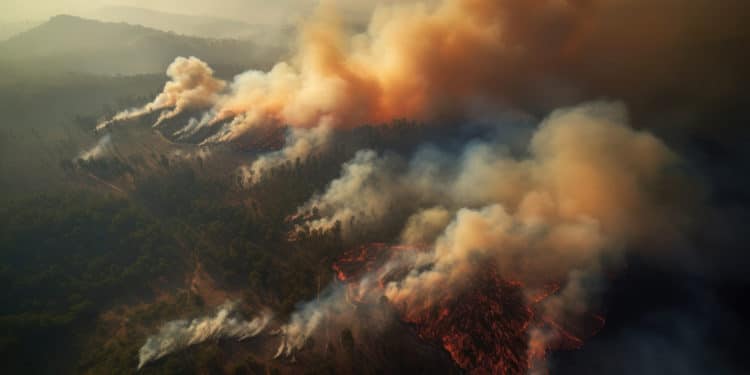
[83,5,293,41]
[0,15,284,75]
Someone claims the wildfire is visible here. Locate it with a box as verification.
[331,243,605,374]
[402,269,532,375]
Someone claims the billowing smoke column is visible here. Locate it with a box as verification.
[96,57,225,132]
[277,102,689,372]
[137,302,271,370]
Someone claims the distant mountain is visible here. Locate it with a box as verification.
[81,6,294,42]
[0,15,286,75]
[0,19,42,41]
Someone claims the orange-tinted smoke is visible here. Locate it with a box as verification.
[98,0,747,141]
[208,0,747,141]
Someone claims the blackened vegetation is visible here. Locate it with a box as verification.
[403,271,532,374]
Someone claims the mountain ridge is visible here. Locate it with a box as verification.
[0,15,285,75]
[81,5,291,40]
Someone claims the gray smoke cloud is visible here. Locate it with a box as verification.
[137,301,271,370]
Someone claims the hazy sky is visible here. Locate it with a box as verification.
[0,0,390,23]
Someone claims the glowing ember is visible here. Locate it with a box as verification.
[332,243,605,374]
[401,269,532,375]
[332,243,393,282]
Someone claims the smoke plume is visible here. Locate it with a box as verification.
[90,0,748,189]
[274,285,353,359]
[240,125,332,186]
[297,101,684,240]
[137,302,271,370]
[97,57,225,132]
[278,102,690,369]
[293,149,411,237]
[76,134,113,161]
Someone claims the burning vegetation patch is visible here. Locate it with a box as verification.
[402,270,531,374]
[332,243,604,374]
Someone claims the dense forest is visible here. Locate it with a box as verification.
[0,192,181,372]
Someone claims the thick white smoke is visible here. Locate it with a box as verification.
[137,302,271,370]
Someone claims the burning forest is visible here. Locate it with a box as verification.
[2,0,749,374]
